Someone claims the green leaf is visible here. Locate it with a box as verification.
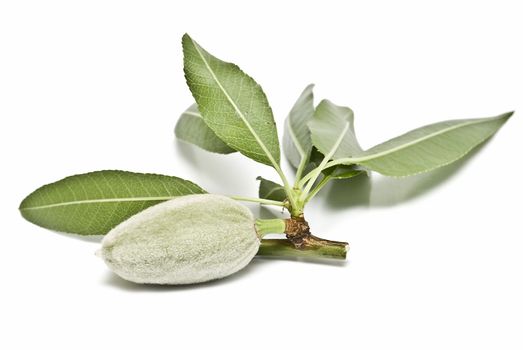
[182,34,280,167]
[323,164,366,180]
[19,170,206,235]
[333,112,514,177]
[257,176,287,202]
[308,99,363,160]
[175,103,236,154]
[306,100,366,183]
[283,84,315,169]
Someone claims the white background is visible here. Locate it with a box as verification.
[1,1,522,349]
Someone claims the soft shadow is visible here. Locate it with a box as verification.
[323,172,372,209]
[174,140,251,194]
[102,258,274,292]
[54,231,103,243]
[324,141,490,209]
[369,142,488,207]
[256,255,349,267]
[102,253,347,292]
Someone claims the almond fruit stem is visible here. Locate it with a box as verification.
[257,238,347,260]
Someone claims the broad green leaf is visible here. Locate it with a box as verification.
[283,84,315,169]
[257,176,287,202]
[19,170,206,235]
[334,112,514,177]
[308,99,363,160]
[182,34,280,167]
[175,104,236,154]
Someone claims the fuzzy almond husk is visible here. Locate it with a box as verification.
[99,194,259,284]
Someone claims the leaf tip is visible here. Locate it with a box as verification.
[181,33,197,54]
[18,191,33,211]
[496,110,515,123]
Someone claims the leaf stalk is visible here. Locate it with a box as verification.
[299,122,349,201]
[230,195,286,207]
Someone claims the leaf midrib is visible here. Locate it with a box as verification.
[286,117,306,158]
[265,186,286,199]
[20,196,177,211]
[189,37,279,168]
[327,122,350,160]
[334,115,506,165]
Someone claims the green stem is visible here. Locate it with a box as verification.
[297,168,316,188]
[301,161,328,201]
[255,218,287,238]
[230,195,285,207]
[304,175,332,204]
[257,238,347,260]
[321,159,344,171]
[273,164,300,215]
[297,157,353,189]
[299,122,350,201]
[294,152,311,187]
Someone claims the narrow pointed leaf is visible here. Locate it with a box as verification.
[182,34,280,167]
[283,84,315,168]
[19,170,206,235]
[338,112,514,177]
[175,104,236,154]
[308,99,363,160]
[257,176,287,202]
